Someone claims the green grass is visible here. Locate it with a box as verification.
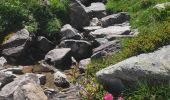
[80,0,170,99]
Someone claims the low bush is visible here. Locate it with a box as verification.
[0,0,70,43]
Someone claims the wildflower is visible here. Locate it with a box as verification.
[117,96,123,100]
[104,93,113,100]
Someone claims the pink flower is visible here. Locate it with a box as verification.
[104,93,113,100]
[117,96,123,100]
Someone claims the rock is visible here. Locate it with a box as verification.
[0,57,7,70]
[2,28,33,64]
[95,38,108,45]
[90,18,101,26]
[44,48,72,70]
[1,66,23,74]
[22,66,33,73]
[90,25,131,39]
[45,85,80,100]
[86,2,106,18]
[60,24,82,40]
[79,58,91,73]
[54,71,70,88]
[13,82,48,100]
[0,73,46,99]
[70,0,90,29]
[92,40,121,58]
[83,26,102,33]
[37,74,46,85]
[0,71,16,89]
[154,2,170,10]
[59,39,93,61]
[96,45,170,94]
[36,36,54,53]
[101,12,130,27]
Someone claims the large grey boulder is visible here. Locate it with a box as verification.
[59,40,93,61]
[90,25,131,39]
[86,2,106,18]
[44,48,72,70]
[101,12,130,27]
[2,29,33,64]
[60,24,82,40]
[70,0,90,29]
[0,73,47,100]
[92,40,120,58]
[96,45,170,94]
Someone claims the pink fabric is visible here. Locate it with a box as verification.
[104,93,113,100]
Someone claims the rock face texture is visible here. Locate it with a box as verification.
[70,0,90,29]
[0,57,7,69]
[54,71,70,88]
[101,12,130,27]
[60,24,82,40]
[90,25,131,38]
[2,29,32,64]
[60,39,93,61]
[0,73,47,100]
[92,40,121,58]
[96,45,170,93]
[86,2,106,18]
[44,48,72,70]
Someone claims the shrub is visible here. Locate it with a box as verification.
[0,0,70,43]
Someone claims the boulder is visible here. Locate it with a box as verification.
[95,38,108,45]
[44,48,72,70]
[54,71,70,88]
[0,71,16,89]
[96,45,170,94]
[79,58,91,73]
[0,57,7,70]
[90,18,101,26]
[90,25,131,39]
[2,29,33,64]
[59,40,93,61]
[92,40,120,58]
[36,36,54,53]
[37,74,46,85]
[101,12,130,27]
[60,24,82,40]
[70,0,90,29]
[154,2,170,10]
[86,2,106,18]
[0,73,47,99]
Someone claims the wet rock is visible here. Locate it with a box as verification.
[59,39,93,61]
[60,24,82,40]
[101,12,130,27]
[44,48,72,70]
